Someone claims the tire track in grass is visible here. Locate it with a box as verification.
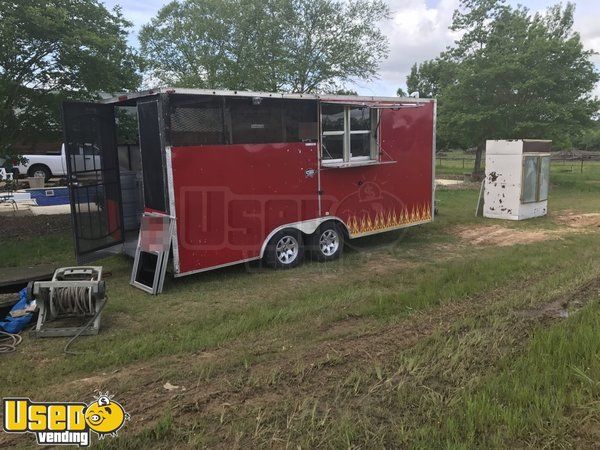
[82,275,599,449]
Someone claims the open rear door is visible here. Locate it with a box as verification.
[62,101,124,263]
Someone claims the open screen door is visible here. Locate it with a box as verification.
[62,101,124,263]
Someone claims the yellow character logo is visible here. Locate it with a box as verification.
[84,394,129,438]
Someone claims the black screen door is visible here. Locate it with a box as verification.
[62,101,124,261]
[137,99,166,212]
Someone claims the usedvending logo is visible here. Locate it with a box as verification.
[3,393,129,446]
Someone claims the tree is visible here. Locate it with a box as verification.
[448,0,509,58]
[573,120,600,151]
[405,1,599,176]
[406,60,456,99]
[139,0,390,93]
[0,0,141,154]
[333,89,359,96]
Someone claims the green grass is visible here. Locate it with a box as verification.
[434,301,600,448]
[100,267,600,449]
[0,162,598,448]
[0,232,73,267]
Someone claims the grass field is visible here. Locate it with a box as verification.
[0,162,599,448]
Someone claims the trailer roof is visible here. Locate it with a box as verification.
[101,87,434,106]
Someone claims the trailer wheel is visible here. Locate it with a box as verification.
[308,222,344,262]
[264,229,304,269]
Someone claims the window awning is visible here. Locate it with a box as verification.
[319,99,426,109]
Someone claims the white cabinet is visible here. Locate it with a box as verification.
[484,140,551,220]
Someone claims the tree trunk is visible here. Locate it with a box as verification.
[472,142,485,181]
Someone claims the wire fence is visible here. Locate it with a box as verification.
[435,156,598,174]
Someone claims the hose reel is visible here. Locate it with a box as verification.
[31,267,106,338]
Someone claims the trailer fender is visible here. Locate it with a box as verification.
[259,217,349,258]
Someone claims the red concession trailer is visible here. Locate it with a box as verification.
[61,89,436,293]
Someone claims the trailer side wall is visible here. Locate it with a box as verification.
[320,102,434,237]
[170,142,319,273]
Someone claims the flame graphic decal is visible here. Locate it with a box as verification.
[346,203,432,236]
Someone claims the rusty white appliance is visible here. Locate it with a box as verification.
[484,140,551,220]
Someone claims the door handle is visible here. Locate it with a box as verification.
[305,169,316,178]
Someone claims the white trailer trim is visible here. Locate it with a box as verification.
[258,217,350,258]
[173,256,262,278]
[165,145,181,274]
[173,216,350,278]
[172,211,434,278]
[99,87,434,105]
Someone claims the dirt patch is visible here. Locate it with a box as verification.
[436,178,464,185]
[1,214,71,239]
[555,212,600,229]
[362,252,415,275]
[455,225,560,247]
[456,212,600,247]
[436,180,481,190]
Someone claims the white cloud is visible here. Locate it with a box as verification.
[574,3,600,66]
[102,0,167,44]
[351,0,461,96]
[526,0,600,98]
[108,0,599,97]
[355,0,600,97]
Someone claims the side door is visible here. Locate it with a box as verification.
[62,101,125,262]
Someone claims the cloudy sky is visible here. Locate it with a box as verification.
[104,0,600,96]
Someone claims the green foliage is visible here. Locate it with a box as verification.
[115,108,140,145]
[0,0,141,154]
[407,59,457,100]
[573,120,600,150]
[448,0,509,57]
[332,89,359,96]
[404,1,599,151]
[139,0,390,93]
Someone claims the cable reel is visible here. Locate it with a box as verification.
[31,267,106,338]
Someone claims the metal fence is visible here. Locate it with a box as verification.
[435,156,598,173]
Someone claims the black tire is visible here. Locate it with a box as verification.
[28,164,51,182]
[308,222,344,262]
[264,229,304,269]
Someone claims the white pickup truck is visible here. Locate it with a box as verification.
[13,144,101,181]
